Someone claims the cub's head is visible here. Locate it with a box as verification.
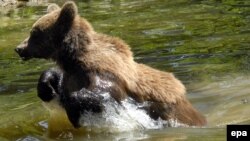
[15,1,92,60]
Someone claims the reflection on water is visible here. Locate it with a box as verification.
[189,75,250,127]
[0,0,250,140]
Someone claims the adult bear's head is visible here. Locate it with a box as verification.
[15,1,93,61]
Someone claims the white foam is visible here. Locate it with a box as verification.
[44,91,187,133]
[95,76,113,88]
[79,92,186,132]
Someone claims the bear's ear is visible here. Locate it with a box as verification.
[47,3,60,13]
[55,1,78,34]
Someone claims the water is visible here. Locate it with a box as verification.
[0,0,250,140]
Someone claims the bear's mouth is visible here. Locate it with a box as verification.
[15,48,32,61]
[21,56,32,61]
[17,53,32,61]
[16,53,32,61]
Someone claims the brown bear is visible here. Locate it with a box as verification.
[15,1,206,128]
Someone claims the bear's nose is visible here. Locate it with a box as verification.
[15,47,23,54]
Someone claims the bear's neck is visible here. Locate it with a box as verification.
[55,47,87,74]
[55,27,91,74]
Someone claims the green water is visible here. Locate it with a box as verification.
[0,0,250,140]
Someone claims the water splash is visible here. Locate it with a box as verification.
[79,93,186,132]
[44,91,187,134]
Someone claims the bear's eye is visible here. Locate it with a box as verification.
[30,28,42,38]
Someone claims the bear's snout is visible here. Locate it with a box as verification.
[15,47,24,54]
[15,37,31,60]
[15,46,31,61]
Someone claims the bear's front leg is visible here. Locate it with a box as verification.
[37,68,63,102]
[62,88,104,128]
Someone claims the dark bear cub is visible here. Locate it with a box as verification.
[37,68,104,127]
[15,1,206,128]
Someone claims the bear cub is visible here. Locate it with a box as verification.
[15,1,206,128]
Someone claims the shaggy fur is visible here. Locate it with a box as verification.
[15,1,206,127]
